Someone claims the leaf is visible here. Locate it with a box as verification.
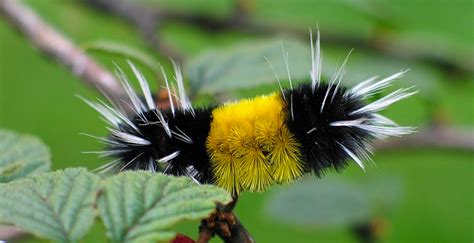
[337,0,397,30]
[363,175,403,212]
[0,168,100,242]
[0,130,51,183]
[84,40,159,74]
[187,38,312,94]
[187,37,439,100]
[265,177,372,228]
[98,171,232,243]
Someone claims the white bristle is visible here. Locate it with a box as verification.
[120,152,144,171]
[309,28,322,92]
[351,70,409,99]
[114,64,147,121]
[281,42,294,90]
[108,127,151,145]
[157,151,180,163]
[171,60,194,116]
[128,61,155,111]
[185,165,201,184]
[337,142,365,171]
[350,87,418,115]
[264,56,286,101]
[159,63,176,117]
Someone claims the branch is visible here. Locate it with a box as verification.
[0,0,126,103]
[375,125,474,151]
[0,227,24,241]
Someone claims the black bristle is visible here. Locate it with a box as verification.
[283,83,373,176]
[108,107,214,183]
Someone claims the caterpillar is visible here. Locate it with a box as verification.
[82,32,416,196]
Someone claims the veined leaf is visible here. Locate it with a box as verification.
[265,177,372,228]
[0,168,99,242]
[188,37,439,102]
[0,130,51,183]
[188,38,312,94]
[84,40,159,74]
[98,171,231,243]
[265,175,404,228]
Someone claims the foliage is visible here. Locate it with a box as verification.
[0,168,98,242]
[98,171,231,242]
[0,130,231,242]
[264,176,402,228]
[0,130,50,183]
[187,38,311,94]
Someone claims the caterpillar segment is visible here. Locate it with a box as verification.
[207,93,304,194]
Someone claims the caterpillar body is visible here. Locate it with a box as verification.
[83,33,416,196]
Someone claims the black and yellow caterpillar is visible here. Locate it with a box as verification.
[83,33,415,196]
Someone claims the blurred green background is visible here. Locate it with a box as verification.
[0,0,472,242]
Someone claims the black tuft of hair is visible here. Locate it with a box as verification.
[283,83,373,176]
[108,107,214,183]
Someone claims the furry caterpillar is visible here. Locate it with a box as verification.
[82,32,416,196]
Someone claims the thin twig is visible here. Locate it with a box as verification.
[0,0,127,104]
[0,227,24,241]
[375,125,474,151]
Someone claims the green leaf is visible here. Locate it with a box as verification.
[338,0,397,30]
[0,130,51,183]
[98,171,231,243]
[265,177,372,228]
[187,37,439,101]
[0,168,100,242]
[363,175,403,212]
[265,175,405,228]
[84,40,159,74]
[188,38,312,94]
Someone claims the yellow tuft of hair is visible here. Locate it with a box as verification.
[267,126,304,183]
[206,93,304,195]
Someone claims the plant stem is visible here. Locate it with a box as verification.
[198,197,255,243]
[0,0,127,105]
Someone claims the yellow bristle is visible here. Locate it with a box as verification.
[268,126,304,183]
[238,141,273,192]
[211,152,242,195]
[206,93,304,194]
